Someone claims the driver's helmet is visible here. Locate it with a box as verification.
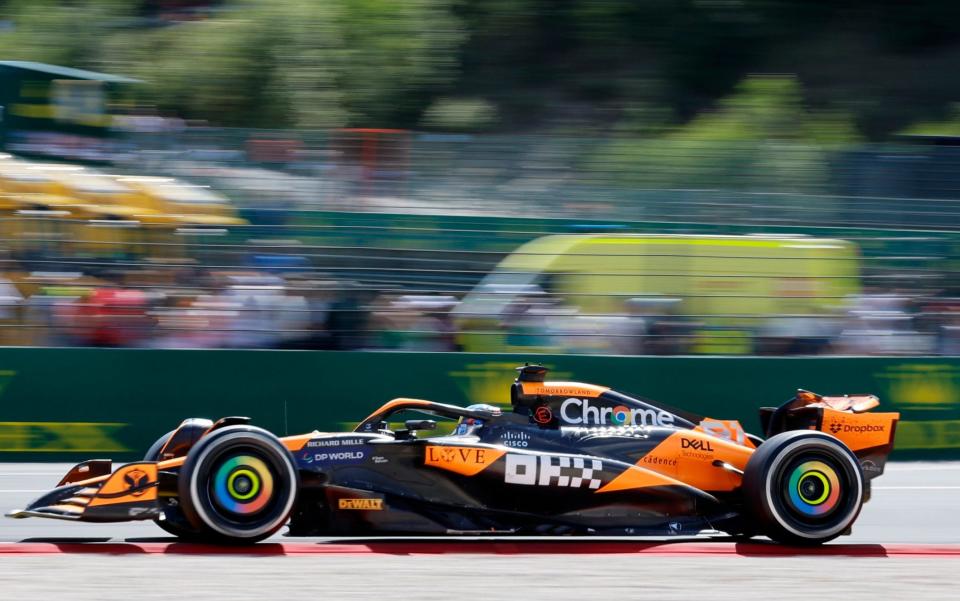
[454,404,498,436]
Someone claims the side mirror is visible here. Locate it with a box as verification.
[404,419,437,431]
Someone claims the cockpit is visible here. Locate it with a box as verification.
[354,398,503,441]
[453,404,500,436]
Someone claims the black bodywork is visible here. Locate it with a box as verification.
[9,365,899,542]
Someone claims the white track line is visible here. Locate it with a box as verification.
[873,486,960,490]
[0,485,953,493]
[884,465,960,472]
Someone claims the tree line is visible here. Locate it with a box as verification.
[2,0,960,140]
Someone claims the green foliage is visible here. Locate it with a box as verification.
[586,76,860,194]
[141,0,465,128]
[0,0,135,67]
[675,77,860,146]
[2,0,463,128]
[332,0,463,126]
[1,0,959,138]
[120,14,283,126]
[900,104,960,137]
[420,97,497,131]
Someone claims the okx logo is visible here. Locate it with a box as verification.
[504,454,602,489]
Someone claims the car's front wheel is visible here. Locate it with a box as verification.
[177,426,298,544]
[742,430,864,545]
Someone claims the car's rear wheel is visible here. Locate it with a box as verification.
[144,430,200,539]
[178,426,298,544]
[742,431,864,545]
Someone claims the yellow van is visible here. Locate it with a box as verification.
[453,234,861,354]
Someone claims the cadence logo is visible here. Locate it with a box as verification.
[559,398,675,427]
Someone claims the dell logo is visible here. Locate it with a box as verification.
[681,438,714,452]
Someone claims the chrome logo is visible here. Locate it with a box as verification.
[787,460,841,516]
[611,406,631,425]
[559,398,675,427]
[213,455,274,515]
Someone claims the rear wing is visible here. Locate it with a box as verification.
[760,389,899,478]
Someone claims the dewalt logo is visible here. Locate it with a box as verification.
[338,498,383,510]
[0,422,129,452]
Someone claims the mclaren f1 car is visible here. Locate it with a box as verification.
[8,365,899,545]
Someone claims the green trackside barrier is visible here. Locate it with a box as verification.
[0,348,957,461]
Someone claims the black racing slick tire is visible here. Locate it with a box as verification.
[178,426,298,544]
[144,431,201,539]
[143,432,173,464]
[742,431,865,546]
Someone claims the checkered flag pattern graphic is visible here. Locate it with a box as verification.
[570,457,603,489]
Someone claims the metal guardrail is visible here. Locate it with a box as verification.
[125,130,960,229]
[5,131,960,354]
[0,212,957,355]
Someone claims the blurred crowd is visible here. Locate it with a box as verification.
[1,267,958,356]
[485,288,960,357]
[3,2,960,358]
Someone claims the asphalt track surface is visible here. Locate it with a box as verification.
[1,462,958,600]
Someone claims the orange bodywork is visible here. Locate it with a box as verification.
[281,433,319,453]
[694,419,756,449]
[87,463,158,507]
[158,457,186,470]
[819,407,899,452]
[596,463,689,493]
[634,430,753,492]
[520,382,609,398]
[424,444,506,476]
[52,434,314,497]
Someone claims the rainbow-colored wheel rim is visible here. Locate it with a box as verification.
[212,455,274,515]
[787,460,841,516]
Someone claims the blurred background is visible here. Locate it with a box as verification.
[0,0,959,357]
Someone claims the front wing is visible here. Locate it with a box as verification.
[6,460,162,522]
